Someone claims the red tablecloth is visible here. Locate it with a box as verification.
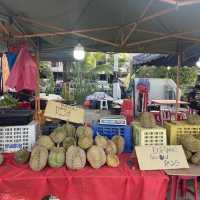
[0,154,169,200]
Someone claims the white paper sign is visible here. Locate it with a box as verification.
[44,101,85,124]
[135,145,189,170]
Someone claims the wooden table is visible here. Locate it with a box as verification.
[165,164,200,177]
[151,100,189,105]
[151,100,189,124]
[165,164,200,200]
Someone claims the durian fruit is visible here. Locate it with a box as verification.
[140,112,156,128]
[106,154,120,167]
[62,122,76,137]
[111,135,125,154]
[37,135,54,150]
[78,136,93,150]
[95,135,107,149]
[180,135,200,152]
[50,127,66,145]
[187,114,200,125]
[29,145,48,171]
[183,148,192,160]
[48,147,65,168]
[194,135,200,140]
[66,145,86,170]
[63,137,76,151]
[87,145,106,169]
[191,152,200,165]
[76,126,93,138]
[14,149,30,164]
[105,140,117,154]
[0,153,4,165]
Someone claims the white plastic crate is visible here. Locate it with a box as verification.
[0,121,39,152]
[133,122,167,146]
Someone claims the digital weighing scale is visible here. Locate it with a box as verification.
[99,115,127,125]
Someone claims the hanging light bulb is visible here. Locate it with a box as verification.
[196,59,200,68]
[73,43,85,61]
[167,66,171,71]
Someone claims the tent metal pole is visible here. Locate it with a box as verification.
[35,38,41,123]
[137,28,200,43]
[121,0,155,46]
[127,30,200,47]
[0,22,9,35]
[175,52,182,120]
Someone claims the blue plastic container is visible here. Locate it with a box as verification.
[92,123,133,152]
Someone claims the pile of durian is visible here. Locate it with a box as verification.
[180,134,200,165]
[187,114,200,125]
[0,123,125,171]
[139,112,156,128]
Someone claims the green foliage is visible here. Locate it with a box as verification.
[83,52,106,71]
[61,83,74,103]
[72,62,98,104]
[39,61,52,79]
[136,66,197,86]
[135,66,198,97]
[83,52,129,74]
[39,61,55,94]
[67,53,130,104]
[0,94,18,108]
[90,64,113,74]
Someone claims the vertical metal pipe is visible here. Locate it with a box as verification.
[35,38,40,121]
[132,64,135,118]
[175,52,181,119]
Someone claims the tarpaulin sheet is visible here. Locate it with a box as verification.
[0,154,169,200]
[6,52,17,71]
[6,46,37,92]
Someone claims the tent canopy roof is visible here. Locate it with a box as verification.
[0,0,200,60]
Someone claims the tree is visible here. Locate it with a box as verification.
[65,52,130,104]
[71,62,97,104]
[39,61,55,94]
[83,52,130,74]
[136,66,197,85]
[135,65,198,97]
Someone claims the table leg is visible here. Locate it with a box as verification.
[160,110,164,125]
[170,176,178,200]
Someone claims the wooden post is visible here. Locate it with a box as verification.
[35,39,41,123]
[175,52,182,120]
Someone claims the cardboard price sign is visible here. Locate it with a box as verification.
[44,101,85,124]
[135,145,189,170]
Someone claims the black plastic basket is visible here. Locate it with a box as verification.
[0,109,33,126]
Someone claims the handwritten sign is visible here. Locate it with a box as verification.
[135,145,189,170]
[44,101,85,124]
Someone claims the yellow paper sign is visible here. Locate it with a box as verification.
[44,101,85,124]
[135,145,189,170]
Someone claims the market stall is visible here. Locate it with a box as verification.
[1,1,200,200]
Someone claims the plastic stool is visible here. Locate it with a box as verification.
[100,100,108,110]
[171,176,198,200]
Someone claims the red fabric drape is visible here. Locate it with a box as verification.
[0,154,169,200]
[137,85,149,112]
[6,46,37,92]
